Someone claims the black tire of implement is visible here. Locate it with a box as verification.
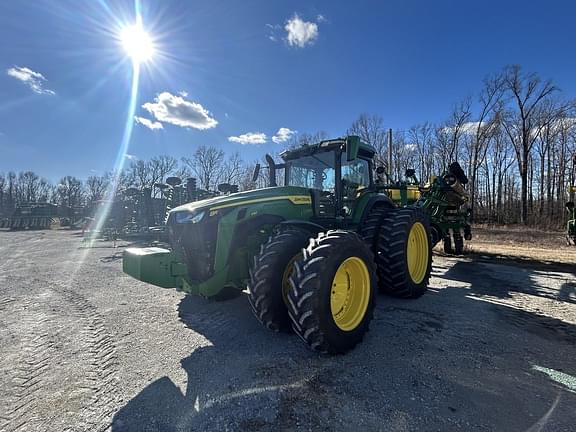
[376,207,433,298]
[429,225,442,248]
[453,232,464,255]
[443,235,453,254]
[287,230,376,354]
[248,228,311,332]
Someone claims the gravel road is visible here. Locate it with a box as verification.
[1,229,575,431]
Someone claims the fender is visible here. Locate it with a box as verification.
[279,219,325,234]
[227,214,285,262]
[357,195,395,228]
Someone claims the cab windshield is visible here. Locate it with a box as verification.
[285,152,336,192]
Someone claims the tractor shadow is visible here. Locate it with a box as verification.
[111,294,322,431]
[111,256,576,431]
[441,251,576,305]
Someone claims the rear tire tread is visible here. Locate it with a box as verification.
[375,208,432,299]
[287,230,376,354]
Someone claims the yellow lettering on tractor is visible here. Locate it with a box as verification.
[210,195,311,211]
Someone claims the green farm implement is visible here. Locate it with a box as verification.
[567,186,576,246]
[416,162,471,254]
[124,136,433,354]
[376,163,472,255]
[0,203,57,230]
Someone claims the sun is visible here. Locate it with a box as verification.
[120,22,155,63]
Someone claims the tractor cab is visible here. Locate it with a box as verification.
[267,136,376,221]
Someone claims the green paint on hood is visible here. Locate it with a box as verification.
[170,186,311,214]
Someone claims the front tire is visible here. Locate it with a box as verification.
[248,228,310,332]
[287,231,376,354]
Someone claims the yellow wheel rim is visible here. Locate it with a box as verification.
[330,257,371,331]
[282,254,301,305]
[407,222,429,284]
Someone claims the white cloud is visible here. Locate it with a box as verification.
[272,127,297,144]
[125,154,138,160]
[285,14,318,48]
[178,90,188,97]
[142,92,218,130]
[6,66,55,95]
[228,132,267,145]
[316,14,326,23]
[442,121,486,136]
[134,116,163,130]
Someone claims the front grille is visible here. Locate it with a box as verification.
[167,214,219,283]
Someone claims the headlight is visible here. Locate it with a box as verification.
[174,210,205,224]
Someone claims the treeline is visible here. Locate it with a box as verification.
[0,150,260,215]
[1,65,575,227]
[348,65,576,227]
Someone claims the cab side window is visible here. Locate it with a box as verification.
[341,157,370,214]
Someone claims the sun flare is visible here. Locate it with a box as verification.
[120,22,155,63]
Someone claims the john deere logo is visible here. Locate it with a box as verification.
[291,196,311,203]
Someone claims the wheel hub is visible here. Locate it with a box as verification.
[407,222,429,284]
[330,257,370,331]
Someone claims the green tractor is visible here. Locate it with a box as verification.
[123,136,432,354]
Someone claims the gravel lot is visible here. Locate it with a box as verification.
[1,229,575,431]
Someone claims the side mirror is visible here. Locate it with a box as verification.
[346,136,360,161]
[376,166,386,176]
[567,201,575,210]
[252,164,261,182]
[405,168,415,178]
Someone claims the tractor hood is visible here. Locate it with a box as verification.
[170,186,312,216]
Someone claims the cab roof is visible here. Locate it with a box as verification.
[280,136,376,161]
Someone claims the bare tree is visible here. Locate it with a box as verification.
[182,145,225,190]
[467,75,504,220]
[348,114,387,165]
[219,152,243,185]
[17,171,50,203]
[239,162,259,191]
[151,155,178,182]
[500,65,564,223]
[6,172,16,211]
[286,131,328,149]
[0,173,5,215]
[408,123,436,183]
[446,98,472,163]
[57,176,84,208]
[86,175,109,204]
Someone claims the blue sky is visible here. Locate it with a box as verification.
[1,0,575,182]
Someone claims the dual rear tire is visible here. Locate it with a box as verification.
[362,207,432,298]
[248,208,433,354]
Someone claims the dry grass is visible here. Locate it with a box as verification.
[462,225,576,267]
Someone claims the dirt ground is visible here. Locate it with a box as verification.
[0,228,575,432]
